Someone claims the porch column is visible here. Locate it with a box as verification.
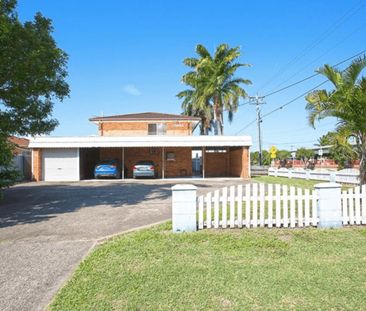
[122,147,125,179]
[202,147,205,179]
[162,147,165,179]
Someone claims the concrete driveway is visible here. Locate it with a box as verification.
[0,178,248,311]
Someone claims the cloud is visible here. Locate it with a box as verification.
[122,84,141,96]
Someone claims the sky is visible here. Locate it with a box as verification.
[18,0,366,152]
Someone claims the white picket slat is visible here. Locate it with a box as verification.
[252,183,258,228]
[290,186,296,228]
[198,196,204,229]
[298,188,303,227]
[348,188,354,224]
[282,185,288,227]
[312,189,317,226]
[230,186,235,228]
[342,191,348,224]
[222,187,228,228]
[268,184,273,228]
[214,190,220,228]
[206,192,212,229]
[275,184,281,227]
[355,186,361,225]
[237,185,243,228]
[245,184,251,228]
[259,183,265,227]
[362,185,366,224]
[304,189,310,226]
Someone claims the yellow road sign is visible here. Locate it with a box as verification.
[269,146,277,159]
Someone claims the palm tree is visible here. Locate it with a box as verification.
[177,71,213,135]
[306,56,366,183]
[177,44,251,135]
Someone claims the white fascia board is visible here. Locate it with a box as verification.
[29,135,252,148]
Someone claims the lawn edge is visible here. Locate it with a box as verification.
[46,218,171,310]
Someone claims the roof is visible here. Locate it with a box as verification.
[29,135,252,148]
[89,112,201,122]
[8,136,29,148]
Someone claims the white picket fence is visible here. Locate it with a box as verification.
[198,183,318,229]
[342,185,366,225]
[268,167,360,184]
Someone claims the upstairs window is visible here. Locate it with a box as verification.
[148,123,166,135]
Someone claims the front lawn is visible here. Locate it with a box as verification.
[252,176,351,191]
[252,176,323,189]
[50,223,366,310]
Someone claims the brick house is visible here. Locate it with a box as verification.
[29,112,252,181]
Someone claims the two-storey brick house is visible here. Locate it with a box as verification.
[30,112,252,181]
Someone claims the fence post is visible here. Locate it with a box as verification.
[171,184,197,233]
[329,171,336,182]
[314,182,342,228]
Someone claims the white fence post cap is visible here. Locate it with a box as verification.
[314,182,341,189]
[171,184,197,191]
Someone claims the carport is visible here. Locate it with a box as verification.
[29,136,252,181]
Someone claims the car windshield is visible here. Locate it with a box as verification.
[136,161,154,166]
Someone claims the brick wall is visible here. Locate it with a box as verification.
[164,147,192,177]
[32,149,42,181]
[99,121,192,136]
[99,147,192,178]
[204,147,249,178]
[229,147,249,178]
[204,149,230,177]
[124,147,163,177]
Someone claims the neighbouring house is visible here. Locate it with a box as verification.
[8,136,32,180]
[29,112,252,181]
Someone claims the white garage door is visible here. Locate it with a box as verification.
[42,148,80,181]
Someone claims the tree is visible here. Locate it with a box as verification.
[318,132,335,146]
[277,149,291,161]
[0,0,69,194]
[177,76,213,135]
[295,147,314,161]
[251,150,271,166]
[306,56,366,184]
[177,44,251,135]
[318,132,357,169]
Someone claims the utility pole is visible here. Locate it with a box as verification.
[249,95,265,166]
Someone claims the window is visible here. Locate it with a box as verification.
[166,152,175,161]
[148,123,166,135]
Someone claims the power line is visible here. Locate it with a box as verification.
[262,80,329,119]
[263,49,366,98]
[266,21,366,94]
[235,79,328,135]
[256,0,366,93]
[223,101,250,111]
[266,121,335,135]
[235,48,366,134]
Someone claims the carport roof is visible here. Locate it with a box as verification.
[29,135,252,148]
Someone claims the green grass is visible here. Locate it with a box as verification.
[252,176,323,189]
[50,224,366,311]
